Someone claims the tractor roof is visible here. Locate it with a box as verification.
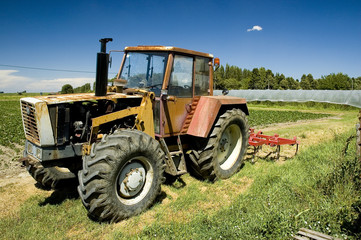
[124,46,214,59]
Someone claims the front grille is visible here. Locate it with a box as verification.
[21,101,40,145]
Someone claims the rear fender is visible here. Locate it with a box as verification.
[186,96,248,138]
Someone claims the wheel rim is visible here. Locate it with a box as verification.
[217,124,242,170]
[116,156,154,205]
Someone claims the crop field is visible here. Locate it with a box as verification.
[0,94,360,239]
[248,109,329,127]
[0,101,23,147]
[0,93,39,147]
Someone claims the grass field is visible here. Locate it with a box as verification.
[0,94,360,239]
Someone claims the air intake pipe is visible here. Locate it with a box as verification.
[95,38,112,96]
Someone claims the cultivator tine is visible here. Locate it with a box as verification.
[276,145,281,159]
[295,143,299,155]
[251,146,261,163]
[248,128,300,160]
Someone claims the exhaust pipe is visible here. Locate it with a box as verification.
[95,38,112,96]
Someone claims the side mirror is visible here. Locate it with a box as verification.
[161,89,168,101]
[161,89,176,102]
[222,89,229,96]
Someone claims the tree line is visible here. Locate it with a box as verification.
[60,64,361,93]
[214,64,361,90]
[60,83,91,94]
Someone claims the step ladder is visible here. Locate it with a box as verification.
[160,135,187,176]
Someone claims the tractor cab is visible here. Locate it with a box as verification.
[114,46,216,137]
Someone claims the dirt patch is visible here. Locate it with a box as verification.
[0,144,24,178]
[0,143,38,217]
[0,170,41,218]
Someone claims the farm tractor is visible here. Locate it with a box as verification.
[19,38,250,222]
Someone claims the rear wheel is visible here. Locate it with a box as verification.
[77,129,165,222]
[188,109,249,181]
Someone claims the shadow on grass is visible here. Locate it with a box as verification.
[155,190,168,204]
[341,200,361,238]
[39,187,79,206]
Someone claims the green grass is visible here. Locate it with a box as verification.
[0,93,40,101]
[0,93,359,239]
[0,130,360,239]
[129,130,361,239]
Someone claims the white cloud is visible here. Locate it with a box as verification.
[0,70,30,92]
[0,70,94,93]
[247,25,263,32]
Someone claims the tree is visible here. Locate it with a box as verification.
[61,84,74,94]
[258,67,268,89]
[318,73,351,90]
[223,78,241,89]
[354,77,361,90]
[307,74,318,89]
[265,69,274,89]
[214,65,225,89]
[212,63,360,91]
[300,74,311,89]
[251,68,261,89]
[274,73,286,90]
[74,83,91,93]
[240,77,251,89]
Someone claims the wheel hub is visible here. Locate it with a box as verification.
[219,137,229,153]
[118,161,146,198]
[123,168,144,192]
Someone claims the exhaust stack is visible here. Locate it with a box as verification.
[95,38,112,96]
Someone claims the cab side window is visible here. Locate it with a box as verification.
[194,57,210,95]
[168,55,193,97]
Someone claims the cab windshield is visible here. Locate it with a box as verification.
[119,52,168,96]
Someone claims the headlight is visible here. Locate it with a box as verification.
[26,141,42,160]
[36,148,42,159]
[27,143,33,155]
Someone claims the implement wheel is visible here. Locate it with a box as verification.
[77,129,165,222]
[188,109,249,181]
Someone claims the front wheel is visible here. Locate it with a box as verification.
[188,109,249,181]
[77,129,165,222]
[26,161,77,190]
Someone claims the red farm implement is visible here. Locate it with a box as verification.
[248,128,299,161]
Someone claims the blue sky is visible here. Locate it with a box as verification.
[0,0,360,92]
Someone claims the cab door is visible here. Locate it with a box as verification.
[160,54,212,136]
[161,54,194,136]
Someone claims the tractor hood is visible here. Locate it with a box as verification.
[20,92,144,147]
[24,92,142,105]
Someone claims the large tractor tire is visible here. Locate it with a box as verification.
[188,108,249,181]
[77,129,165,223]
[26,161,77,190]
